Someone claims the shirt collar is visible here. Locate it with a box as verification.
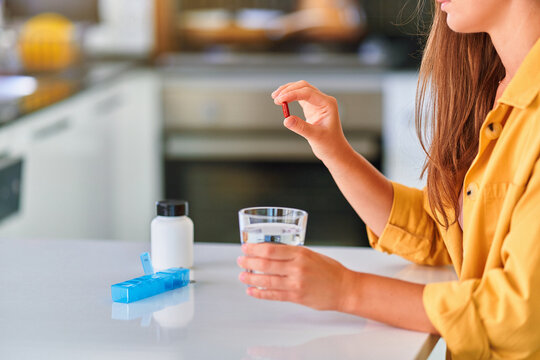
[498,37,540,109]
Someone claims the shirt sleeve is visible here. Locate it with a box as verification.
[366,181,452,266]
[423,159,540,359]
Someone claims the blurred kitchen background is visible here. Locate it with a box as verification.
[0,0,430,246]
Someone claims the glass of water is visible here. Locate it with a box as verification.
[238,207,308,246]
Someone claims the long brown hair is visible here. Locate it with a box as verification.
[415,1,505,228]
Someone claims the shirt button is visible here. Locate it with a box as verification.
[485,122,503,140]
[466,182,478,200]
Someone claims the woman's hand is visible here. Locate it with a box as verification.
[237,243,352,311]
[237,243,438,334]
[272,81,351,162]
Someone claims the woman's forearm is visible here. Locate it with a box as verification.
[340,270,439,334]
[321,142,394,237]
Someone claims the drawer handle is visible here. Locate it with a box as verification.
[33,117,70,141]
[93,94,122,115]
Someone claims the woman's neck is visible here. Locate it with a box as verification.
[488,1,540,84]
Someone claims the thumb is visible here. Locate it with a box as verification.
[283,116,318,140]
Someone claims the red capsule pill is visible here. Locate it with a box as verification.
[282,102,290,118]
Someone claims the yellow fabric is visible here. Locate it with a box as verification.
[367,37,540,359]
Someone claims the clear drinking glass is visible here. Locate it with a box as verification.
[238,207,308,246]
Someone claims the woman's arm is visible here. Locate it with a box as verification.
[322,143,394,237]
[237,243,438,334]
[341,271,438,334]
[272,81,393,236]
[273,80,451,265]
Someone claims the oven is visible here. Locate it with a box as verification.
[161,64,384,246]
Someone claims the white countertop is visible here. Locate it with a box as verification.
[0,239,456,360]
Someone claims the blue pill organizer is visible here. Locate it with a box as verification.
[111,268,190,303]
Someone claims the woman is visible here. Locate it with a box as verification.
[237,0,540,358]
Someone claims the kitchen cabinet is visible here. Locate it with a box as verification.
[19,97,108,239]
[0,69,162,242]
[106,71,163,242]
[382,72,426,189]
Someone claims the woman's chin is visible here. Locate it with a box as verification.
[445,15,484,34]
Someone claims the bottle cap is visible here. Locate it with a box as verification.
[156,200,188,217]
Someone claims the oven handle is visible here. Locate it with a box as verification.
[165,134,380,162]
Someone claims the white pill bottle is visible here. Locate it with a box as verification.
[151,200,194,270]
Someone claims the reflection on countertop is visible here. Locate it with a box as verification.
[0,62,135,126]
[112,284,194,334]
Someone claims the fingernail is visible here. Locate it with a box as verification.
[241,244,248,252]
[247,287,254,295]
[237,256,244,264]
[239,272,246,281]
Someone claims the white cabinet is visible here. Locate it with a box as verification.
[382,72,426,189]
[21,100,109,239]
[106,71,162,242]
[0,70,162,242]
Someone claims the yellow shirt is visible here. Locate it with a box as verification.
[367,37,540,359]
